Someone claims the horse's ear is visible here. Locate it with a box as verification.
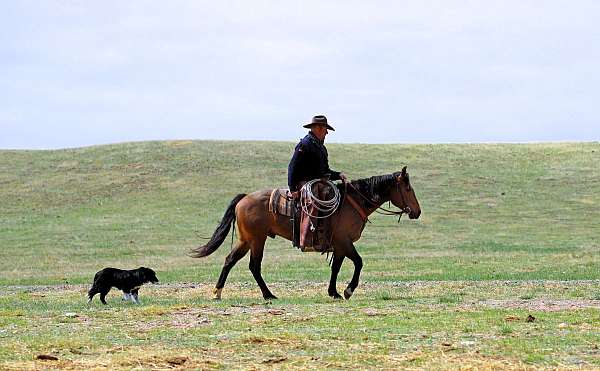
[401,166,407,176]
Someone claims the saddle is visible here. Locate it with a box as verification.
[268,188,293,217]
[268,185,335,253]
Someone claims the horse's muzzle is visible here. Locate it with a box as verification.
[408,209,421,219]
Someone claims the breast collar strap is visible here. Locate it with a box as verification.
[344,192,369,223]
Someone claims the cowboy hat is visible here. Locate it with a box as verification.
[302,115,335,131]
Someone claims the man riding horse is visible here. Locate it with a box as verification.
[191,122,421,299]
[288,115,349,251]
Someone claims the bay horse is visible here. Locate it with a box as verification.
[191,166,421,300]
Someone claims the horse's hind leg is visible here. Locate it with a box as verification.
[213,241,249,300]
[248,237,277,300]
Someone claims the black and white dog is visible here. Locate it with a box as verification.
[88,267,159,304]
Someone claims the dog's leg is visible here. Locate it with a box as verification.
[132,289,140,304]
[99,291,108,305]
[122,291,134,303]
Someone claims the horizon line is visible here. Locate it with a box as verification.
[1,138,598,151]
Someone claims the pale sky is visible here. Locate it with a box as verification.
[1,1,599,149]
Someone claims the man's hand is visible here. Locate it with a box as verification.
[339,172,349,183]
[290,191,300,199]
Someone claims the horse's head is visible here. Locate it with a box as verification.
[390,166,421,219]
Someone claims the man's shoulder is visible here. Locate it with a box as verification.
[299,134,312,143]
[301,134,320,147]
[295,134,313,149]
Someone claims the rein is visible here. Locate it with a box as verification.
[346,179,411,222]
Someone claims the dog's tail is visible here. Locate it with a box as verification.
[87,286,97,302]
[190,193,246,258]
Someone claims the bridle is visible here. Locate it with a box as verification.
[346,175,412,222]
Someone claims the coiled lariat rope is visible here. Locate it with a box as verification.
[299,179,341,219]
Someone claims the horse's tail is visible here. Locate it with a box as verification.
[190,193,247,258]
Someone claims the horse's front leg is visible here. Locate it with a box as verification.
[248,237,277,300]
[328,255,345,299]
[344,244,363,300]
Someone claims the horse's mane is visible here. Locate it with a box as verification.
[339,173,398,203]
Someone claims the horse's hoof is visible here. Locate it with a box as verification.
[343,288,354,300]
[212,288,222,301]
[329,289,343,299]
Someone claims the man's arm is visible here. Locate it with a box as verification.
[288,143,304,192]
[328,170,348,183]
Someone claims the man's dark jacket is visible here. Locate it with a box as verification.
[288,132,341,192]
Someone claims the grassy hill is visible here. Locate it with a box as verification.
[1,140,598,286]
[1,140,600,369]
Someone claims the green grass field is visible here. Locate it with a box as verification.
[1,140,599,369]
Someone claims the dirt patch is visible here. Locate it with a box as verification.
[119,355,218,369]
[479,299,600,311]
[243,336,295,345]
[134,304,294,331]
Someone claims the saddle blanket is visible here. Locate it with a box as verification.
[268,188,293,217]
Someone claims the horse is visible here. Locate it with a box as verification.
[191,166,421,300]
